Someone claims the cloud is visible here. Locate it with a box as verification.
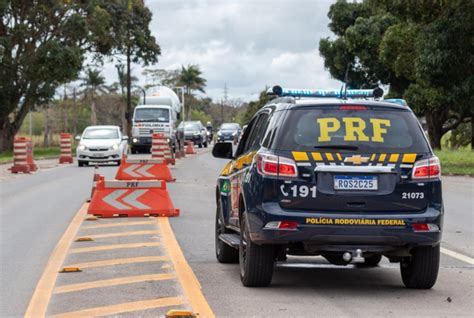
[101,0,341,101]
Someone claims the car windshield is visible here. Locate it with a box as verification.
[277,107,430,153]
[220,123,240,130]
[83,128,119,140]
[134,108,169,122]
[183,123,200,131]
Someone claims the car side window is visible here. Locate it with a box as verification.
[235,117,258,158]
[247,113,270,152]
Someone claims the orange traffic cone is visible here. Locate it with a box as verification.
[185,141,197,155]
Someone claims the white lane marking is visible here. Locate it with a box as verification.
[124,164,141,178]
[122,190,150,209]
[441,247,474,265]
[103,190,131,210]
[136,165,154,177]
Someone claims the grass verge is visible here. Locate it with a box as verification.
[435,149,473,176]
[0,147,62,164]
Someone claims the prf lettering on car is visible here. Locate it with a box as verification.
[317,117,391,142]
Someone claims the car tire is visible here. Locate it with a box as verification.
[356,254,383,267]
[198,139,203,148]
[204,140,208,148]
[215,200,239,264]
[78,160,84,167]
[400,244,440,289]
[116,160,121,166]
[239,213,275,287]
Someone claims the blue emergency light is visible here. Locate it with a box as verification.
[267,85,384,99]
[383,99,408,106]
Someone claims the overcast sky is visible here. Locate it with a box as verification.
[102,0,341,102]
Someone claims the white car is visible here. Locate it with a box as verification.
[76,126,128,167]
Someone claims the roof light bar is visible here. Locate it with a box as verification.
[267,85,384,99]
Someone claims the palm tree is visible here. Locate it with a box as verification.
[178,64,207,119]
[80,68,110,125]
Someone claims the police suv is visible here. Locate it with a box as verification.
[212,86,442,289]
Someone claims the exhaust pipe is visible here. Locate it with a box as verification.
[343,249,365,264]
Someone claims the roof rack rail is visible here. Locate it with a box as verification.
[267,85,384,99]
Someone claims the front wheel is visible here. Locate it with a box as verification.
[239,213,275,287]
[400,244,440,289]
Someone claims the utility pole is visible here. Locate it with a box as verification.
[221,83,228,124]
[73,87,77,136]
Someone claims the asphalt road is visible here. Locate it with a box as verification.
[0,151,473,317]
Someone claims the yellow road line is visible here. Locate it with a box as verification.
[79,230,157,239]
[54,273,175,294]
[50,296,185,318]
[25,203,88,318]
[81,220,156,229]
[70,242,160,254]
[158,218,215,318]
[67,255,168,269]
[441,247,474,265]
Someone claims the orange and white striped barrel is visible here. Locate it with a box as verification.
[25,137,38,171]
[59,133,73,164]
[151,133,166,161]
[10,136,30,173]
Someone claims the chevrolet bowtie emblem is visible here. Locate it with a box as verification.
[344,155,370,165]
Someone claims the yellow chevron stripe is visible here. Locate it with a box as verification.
[336,153,342,161]
[389,154,400,163]
[402,153,417,163]
[292,151,309,161]
[379,154,387,162]
[312,152,323,161]
[370,154,376,161]
[326,153,334,161]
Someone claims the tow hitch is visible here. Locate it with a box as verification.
[343,249,365,263]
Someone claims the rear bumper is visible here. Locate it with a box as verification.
[247,203,443,248]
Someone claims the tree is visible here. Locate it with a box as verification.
[113,63,137,131]
[319,0,473,149]
[79,69,110,125]
[0,0,160,151]
[178,64,207,120]
[241,90,272,124]
[142,68,180,88]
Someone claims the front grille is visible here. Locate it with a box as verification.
[138,128,165,135]
[89,148,108,151]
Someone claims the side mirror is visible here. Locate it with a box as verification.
[122,136,129,141]
[212,142,233,159]
[75,135,81,141]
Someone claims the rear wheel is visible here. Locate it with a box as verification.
[78,160,87,167]
[198,138,203,148]
[400,245,440,289]
[215,199,238,263]
[116,160,121,166]
[239,213,275,287]
[204,140,208,148]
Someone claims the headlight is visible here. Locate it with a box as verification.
[111,144,119,150]
[217,131,222,136]
[167,138,170,143]
[193,132,200,136]
[77,144,87,151]
[132,138,138,143]
[232,131,237,136]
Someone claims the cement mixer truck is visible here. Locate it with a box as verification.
[130,86,183,154]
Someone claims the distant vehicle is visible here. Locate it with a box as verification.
[76,125,128,167]
[130,86,182,154]
[206,121,214,144]
[212,85,443,289]
[178,121,208,148]
[217,123,241,143]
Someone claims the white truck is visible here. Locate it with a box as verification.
[130,86,182,154]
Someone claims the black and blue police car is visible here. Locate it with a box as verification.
[212,86,443,288]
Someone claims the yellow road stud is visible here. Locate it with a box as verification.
[75,237,93,242]
[59,267,82,273]
[166,310,196,318]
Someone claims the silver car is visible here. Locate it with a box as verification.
[76,125,128,166]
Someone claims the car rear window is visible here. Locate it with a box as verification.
[276,106,430,153]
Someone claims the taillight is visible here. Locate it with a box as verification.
[264,221,298,230]
[412,156,441,180]
[256,153,297,177]
[412,223,439,232]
